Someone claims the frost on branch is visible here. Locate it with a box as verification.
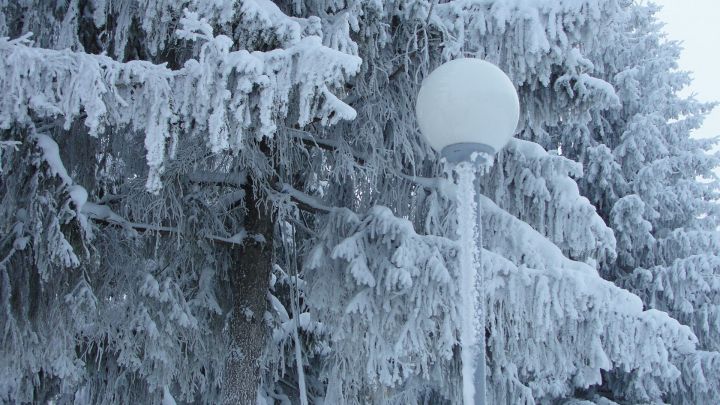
[575,4,720,390]
[303,206,462,403]
[481,139,616,265]
[0,34,175,191]
[669,350,720,405]
[2,0,719,403]
[0,135,86,402]
[0,16,360,191]
[1,130,231,403]
[623,249,720,353]
[480,195,696,403]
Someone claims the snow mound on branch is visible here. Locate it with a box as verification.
[481,195,696,402]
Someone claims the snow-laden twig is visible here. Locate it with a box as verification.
[82,202,253,246]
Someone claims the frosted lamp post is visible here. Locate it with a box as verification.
[416,58,519,405]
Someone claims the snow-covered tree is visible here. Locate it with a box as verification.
[0,1,365,402]
[448,0,720,402]
[548,3,720,403]
[1,1,718,404]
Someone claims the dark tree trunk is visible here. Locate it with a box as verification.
[222,181,274,404]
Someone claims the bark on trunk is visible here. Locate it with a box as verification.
[223,183,273,404]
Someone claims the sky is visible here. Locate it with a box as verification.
[653,0,720,140]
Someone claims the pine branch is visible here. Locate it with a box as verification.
[276,184,335,214]
[286,127,452,193]
[81,202,252,246]
[187,171,247,188]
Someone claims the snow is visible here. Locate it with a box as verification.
[2,0,719,404]
[34,134,71,185]
[33,134,89,212]
[81,202,128,225]
[162,386,176,405]
[455,163,481,405]
[68,185,88,212]
[237,0,302,46]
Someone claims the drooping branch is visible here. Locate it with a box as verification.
[286,126,368,165]
[81,202,252,246]
[286,127,455,194]
[187,171,248,188]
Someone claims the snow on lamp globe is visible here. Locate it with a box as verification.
[416,58,519,163]
[415,58,519,405]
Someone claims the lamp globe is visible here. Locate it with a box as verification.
[416,58,520,163]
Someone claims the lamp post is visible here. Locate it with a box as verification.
[416,58,519,405]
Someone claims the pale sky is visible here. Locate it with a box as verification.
[653,0,720,140]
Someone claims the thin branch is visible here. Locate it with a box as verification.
[286,128,453,193]
[81,202,251,247]
[187,171,247,188]
[277,184,335,214]
[287,217,319,238]
[285,127,368,165]
[388,63,406,81]
[0,247,16,268]
[396,172,457,195]
[425,0,438,27]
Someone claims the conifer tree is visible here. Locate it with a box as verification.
[547,2,720,403]
[1,1,718,404]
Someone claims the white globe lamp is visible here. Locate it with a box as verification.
[416,58,519,405]
[416,58,520,163]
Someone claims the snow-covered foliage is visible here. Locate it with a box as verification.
[301,206,462,403]
[482,194,697,403]
[540,2,720,402]
[1,0,718,404]
[0,13,360,192]
[0,0,364,402]
[480,139,616,265]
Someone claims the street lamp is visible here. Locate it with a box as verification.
[416,58,519,405]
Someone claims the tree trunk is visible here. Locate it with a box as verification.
[223,182,273,404]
